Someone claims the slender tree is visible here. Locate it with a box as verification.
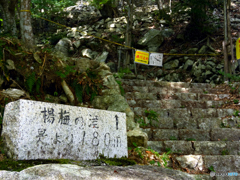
[124,0,134,68]
[20,0,35,51]
[0,0,18,36]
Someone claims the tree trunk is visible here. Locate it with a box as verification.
[227,0,235,75]
[20,0,35,51]
[156,0,163,10]
[124,0,134,68]
[0,0,18,36]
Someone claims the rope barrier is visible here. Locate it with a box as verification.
[20,10,222,57]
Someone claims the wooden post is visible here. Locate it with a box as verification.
[117,48,121,72]
[132,49,137,75]
[227,0,235,75]
[223,41,229,81]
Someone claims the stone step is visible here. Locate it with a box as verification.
[129,99,225,109]
[120,79,219,89]
[124,91,231,101]
[138,116,240,130]
[142,128,240,141]
[176,155,240,176]
[133,108,237,118]
[147,141,240,155]
[120,79,240,90]
[123,85,230,96]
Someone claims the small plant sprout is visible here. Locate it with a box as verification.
[144,110,159,126]
[233,110,240,117]
[221,149,229,155]
[209,165,215,172]
[233,99,239,104]
[169,136,177,140]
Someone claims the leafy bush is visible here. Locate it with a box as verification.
[25,72,41,94]
[145,110,159,126]
[71,69,103,103]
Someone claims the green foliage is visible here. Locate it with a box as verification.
[55,65,76,79]
[144,110,159,126]
[113,68,132,79]
[115,80,125,96]
[132,142,144,159]
[218,71,240,82]
[25,72,36,93]
[72,69,103,103]
[31,0,79,17]
[208,165,215,172]
[25,72,42,94]
[169,136,177,140]
[233,110,240,117]
[233,99,239,104]
[35,78,41,94]
[135,115,147,127]
[221,149,229,155]
[203,90,208,94]
[135,110,159,128]
[72,80,83,102]
[186,138,196,141]
[132,142,137,148]
[113,68,131,96]
[161,149,172,168]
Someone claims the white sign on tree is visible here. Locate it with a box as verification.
[149,53,163,67]
[1,99,128,160]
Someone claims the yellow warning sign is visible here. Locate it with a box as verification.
[134,50,149,65]
[237,38,240,60]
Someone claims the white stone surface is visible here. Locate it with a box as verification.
[1,99,127,160]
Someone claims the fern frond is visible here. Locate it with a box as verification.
[26,72,36,93]
[35,78,41,93]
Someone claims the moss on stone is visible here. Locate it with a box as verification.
[98,155,136,166]
[0,159,71,172]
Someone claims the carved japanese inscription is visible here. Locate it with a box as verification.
[1,99,127,160]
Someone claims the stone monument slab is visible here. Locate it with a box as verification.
[1,99,127,160]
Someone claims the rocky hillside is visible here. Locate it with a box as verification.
[33,0,240,84]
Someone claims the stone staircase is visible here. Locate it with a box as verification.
[120,79,240,179]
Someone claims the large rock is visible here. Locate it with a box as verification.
[54,38,73,57]
[2,99,128,160]
[0,164,196,180]
[95,51,109,63]
[163,60,179,70]
[6,59,15,70]
[183,59,194,70]
[127,125,148,148]
[138,29,164,52]
[0,89,26,99]
[92,93,136,130]
[176,155,204,171]
[81,48,98,59]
